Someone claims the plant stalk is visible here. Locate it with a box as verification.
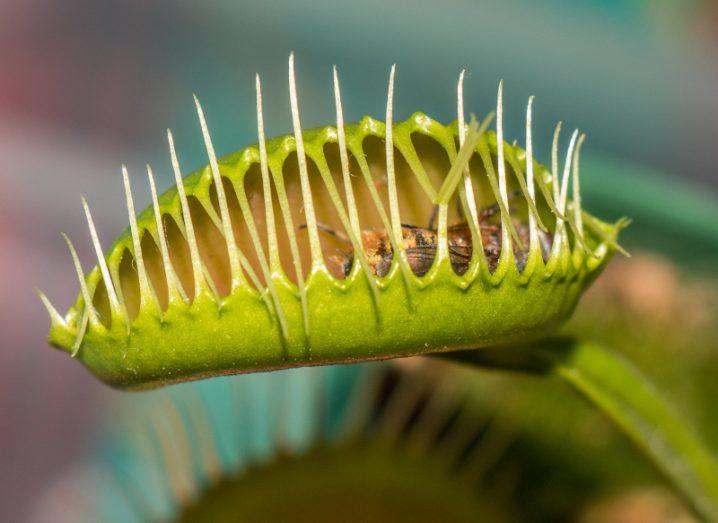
[442,338,718,522]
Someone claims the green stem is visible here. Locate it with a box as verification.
[442,338,718,522]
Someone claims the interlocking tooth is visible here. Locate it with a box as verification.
[559,132,594,257]
[496,80,521,255]
[146,164,188,304]
[454,72,491,271]
[457,69,480,231]
[456,69,493,276]
[193,95,243,290]
[62,233,97,324]
[62,233,96,356]
[336,70,406,287]
[572,133,586,237]
[468,82,523,254]
[122,166,158,311]
[551,122,563,205]
[286,54,315,339]
[524,119,574,242]
[385,65,403,247]
[167,129,204,300]
[288,53,322,270]
[560,130,580,214]
[525,96,539,251]
[262,70,309,338]
[36,288,65,327]
[72,308,89,358]
[384,65,414,287]
[550,130,579,255]
[495,81,510,216]
[255,75,281,270]
[330,67,381,301]
[81,196,120,313]
[332,66,361,239]
[230,73,289,339]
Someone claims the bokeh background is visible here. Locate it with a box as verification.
[2,1,718,521]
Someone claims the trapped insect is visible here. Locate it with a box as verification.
[317,191,554,279]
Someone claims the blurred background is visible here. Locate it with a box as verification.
[2,0,718,521]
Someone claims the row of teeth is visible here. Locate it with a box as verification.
[40,53,590,353]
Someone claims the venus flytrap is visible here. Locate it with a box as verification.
[41,58,619,389]
[39,55,718,521]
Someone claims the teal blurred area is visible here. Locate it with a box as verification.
[74,366,363,522]
[1,1,717,521]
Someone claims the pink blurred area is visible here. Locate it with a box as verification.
[0,1,182,143]
[0,3,178,520]
[0,120,129,521]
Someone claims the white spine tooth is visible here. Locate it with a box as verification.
[288,53,322,269]
[457,69,479,230]
[333,66,361,240]
[36,288,66,326]
[549,121,563,252]
[496,80,512,253]
[255,74,280,270]
[147,164,188,303]
[262,67,309,337]
[325,67,378,300]
[496,81,509,212]
[245,74,288,339]
[560,130,580,214]
[383,65,416,292]
[385,65,400,239]
[62,232,98,326]
[525,96,539,250]
[551,122,562,205]
[550,129,579,254]
[72,308,89,358]
[81,196,120,312]
[573,133,586,237]
[122,166,156,310]
[168,129,204,300]
[194,95,242,289]
[385,65,407,264]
